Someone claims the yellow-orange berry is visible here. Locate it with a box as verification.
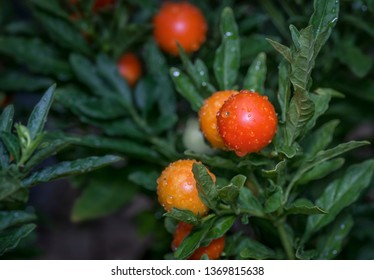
[198,90,238,149]
[157,159,215,216]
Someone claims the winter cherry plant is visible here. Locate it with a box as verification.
[162,1,374,260]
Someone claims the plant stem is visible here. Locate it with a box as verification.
[277,222,295,260]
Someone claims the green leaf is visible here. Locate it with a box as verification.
[174,218,215,259]
[303,89,333,134]
[0,72,54,92]
[164,208,198,225]
[170,67,204,112]
[336,41,373,78]
[184,151,238,172]
[74,135,160,161]
[192,163,218,211]
[0,37,71,80]
[144,40,176,118]
[24,138,73,172]
[33,10,90,55]
[0,223,36,256]
[194,59,216,94]
[238,187,264,217]
[239,237,276,260]
[289,25,301,50]
[296,158,344,186]
[241,34,275,63]
[128,170,159,191]
[262,159,287,188]
[96,54,133,109]
[55,86,128,120]
[22,155,122,187]
[286,91,315,145]
[27,84,56,140]
[264,186,283,213]
[0,132,20,163]
[285,199,327,215]
[218,175,246,206]
[214,7,240,90]
[134,77,158,115]
[266,39,291,62]
[303,119,340,158]
[0,175,24,201]
[317,215,354,259]
[0,211,36,231]
[309,0,339,55]
[277,60,291,122]
[259,0,288,38]
[304,159,374,241]
[71,175,138,222]
[0,106,14,169]
[290,26,315,94]
[243,52,267,94]
[203,215,236,244]
[69,54,114,98]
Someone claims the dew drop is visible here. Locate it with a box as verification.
[225,31,233,37]
[172,70,180,77]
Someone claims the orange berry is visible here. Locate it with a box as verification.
[117,53,142,87]
[198,90,238,149]
[153,2,207,55]
[172,222,225,260]
[157,160,215,216]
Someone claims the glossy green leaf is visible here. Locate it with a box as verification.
[27,84,56,140]
[243,52,267,93]
[309,0,340,55]
[289,25,301,50]
[22,155,122,187]
[0,37,71,80]
[194,59,216,94]
[33,10,90,55]
[164,208,198,225]
[24,138,73,172]
[174,218,215,259]
[71,176,138,222]
[192,163,218,211]
[0,210,36,231]
[304,159,374,241]
[303,119,340,158]
[296,158,344,186]
[203,215,236,244]
[317,215,354,259]
[0,223,36,256]
[214,7,240,90]
[0,132,20,163]
[170,67,204,112]
[285,198,327,215]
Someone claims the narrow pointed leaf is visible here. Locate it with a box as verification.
[243,52,267,93]
[27,84,56,140]
[214,7,240,90]
[22,155,122,187]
